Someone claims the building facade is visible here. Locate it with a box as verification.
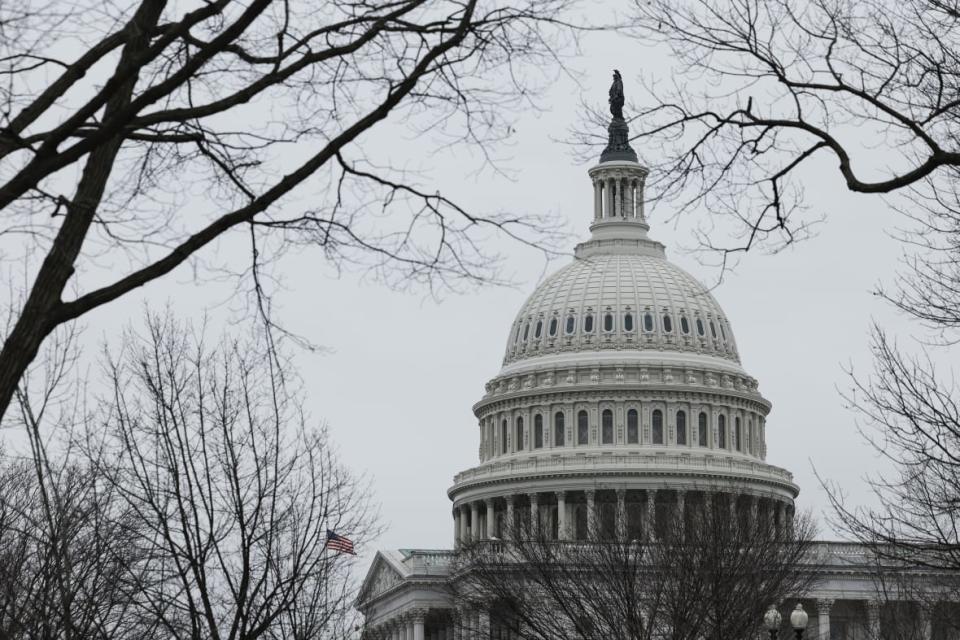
[356,96,955,640]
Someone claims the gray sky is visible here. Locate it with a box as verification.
[9,20,918,563]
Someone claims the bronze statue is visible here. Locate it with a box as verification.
[609,69,624,119]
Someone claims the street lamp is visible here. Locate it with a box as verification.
[789,603,809,640]
[763,604,782,640]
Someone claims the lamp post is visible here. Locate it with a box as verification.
[764,604,783,640]
[790,603,809,640]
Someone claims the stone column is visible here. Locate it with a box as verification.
[616,489,627,540]
[728,493,737,527]
[505,495,515,536]
[608,177,617,217]
[454,609,464,640]
[453,508,461,549]
[407,617,416,640]
[471,502,481,542]
[529,492,540,537]
[866,600,880,640]
[748,495,758,530]
[816,599,833,640]
[478,609,489,640]
[593,179,602,220]
[556,491,568,540]
[414,612,425,640]
[459,506,470,545]
[624,179,634,218]
[676,489,686,534]
[485,499,496,539]
[586,489,597,537]
[646,489,657,540]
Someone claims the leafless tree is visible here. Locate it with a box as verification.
[0,0,580,425]
[0,310,379,639]
[452,494,817,640]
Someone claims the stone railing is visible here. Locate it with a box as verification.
[452,452,794,486]
[403,549,456,575]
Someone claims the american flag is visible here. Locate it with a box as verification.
[325,529,356,555]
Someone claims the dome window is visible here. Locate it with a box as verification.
[549,317,558,337]
[501,419,508,454]
[698,412,708,446]
[718,415,727,449]
[680,315,690,334]
[709,320,717,339]
[584,314,594,333]
[534,320,543,338]
[627,409,639,444]
[577,410,589,445]
[662,314,673,333]
[643,312,654,332]
[677,410,687,445]
[624,313,634,332]
[554,412,565,446]
[603,313,614,332]
[735,416,742,452]
[565,316,576,335]
[696,318,705,336]
[534,414,544,448]
[515,416,524,452]
[523,323,530,341]
[652,409,664,444]
[601,409,613,444]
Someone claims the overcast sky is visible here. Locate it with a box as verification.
[11,18,921,567]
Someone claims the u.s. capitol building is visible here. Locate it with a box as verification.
[356,86,953,640]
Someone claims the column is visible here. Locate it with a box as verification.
[616,489,627,541]
[608,177,618,217]
[646,489,657,540]
[593,179,602,220]
[505,495,515,537]
[557,491,568,540]
[454,508,461,549]
[586,489,597,537]
[459,506,470,545]
[866,600,880,640]
[485,499,496,539]
[471,502,481,542]
[407,617,416,640]
[728,493,737,526]
[676,489,686,534]
[816,599,833,640]
[414,612,425,640]
[529,492,540,537]
[454,609,464,640]
[478,609,489,640]
[748,495,758,530]
[624,179,634,218]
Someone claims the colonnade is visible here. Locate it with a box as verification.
[452,488,792,548]
[592,174,644,220]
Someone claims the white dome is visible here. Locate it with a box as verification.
[503,244,739,367]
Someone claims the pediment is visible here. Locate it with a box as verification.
[357,552,407,606]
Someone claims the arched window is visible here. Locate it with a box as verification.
[627,409,639,443]
[565,316,576,334]
[624,313,634,332]
[652,409,664,445]
[676,410,687,445]
[534,414,544,448]
[502,419,508,454]
[698,412,708,446]
[603,313,614,332]
[523,323,530,341]
[549,317,558,337]
[535,320,543,338]
[696,318,705,336]
[663,314,673,333]
[602,409,613,444]
[554,412,565,446]
[747,419,754,454]
[584,314,594,333]
[680,315,690,334]
[735,416,742,451]
[516,416,524,452]
[643,313,654,332]
[718,415,727,449]
[577,410,589,445]
[709,320,717,339]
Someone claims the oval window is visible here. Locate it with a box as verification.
[696,318,705,336]
[535,320,543,338]
[549,317,558,336]
[603,313,613,331]
[565,316,575,334]
[680,316,690,334]
[709,321,717,339]
[523,323,530,340]
[643,313,654,332]
[624,313,634,331]
[584,314,594,332]
[663,314,673,333]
